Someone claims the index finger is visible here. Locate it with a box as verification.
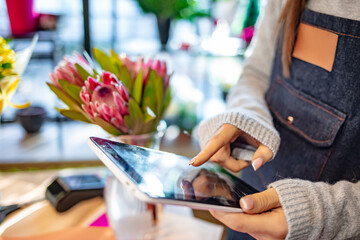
[190,125,241,166]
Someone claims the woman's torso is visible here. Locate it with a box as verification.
[241,5,360,191]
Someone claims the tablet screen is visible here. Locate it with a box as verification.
[91,137,258,209]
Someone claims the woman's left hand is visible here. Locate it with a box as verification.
[210,188,288,240]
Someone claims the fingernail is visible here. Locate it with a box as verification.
[241,197,254,210]
[252,158,263,171]
[189,158,196,165]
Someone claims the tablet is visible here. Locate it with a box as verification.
[88,137,258,212]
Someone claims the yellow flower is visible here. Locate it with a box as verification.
[0,37,17,80]
[0,36,30,115]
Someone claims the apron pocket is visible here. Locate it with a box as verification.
[266,78,346,147]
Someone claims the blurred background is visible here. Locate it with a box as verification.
[0,0,263,168]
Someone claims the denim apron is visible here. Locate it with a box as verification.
[228,9,360,240]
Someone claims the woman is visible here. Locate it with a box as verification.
[190,0,360,239]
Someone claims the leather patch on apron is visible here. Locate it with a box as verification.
[292,23,338,72]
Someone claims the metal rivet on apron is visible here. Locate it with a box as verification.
[287,116,294,124]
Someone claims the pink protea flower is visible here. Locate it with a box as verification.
[119,55,170,89]
[48,49,172,136]
[80,71,130,134]
[49,52,92,89]
[144,58,170,89]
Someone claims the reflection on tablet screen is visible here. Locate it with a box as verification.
[93,137,258,209]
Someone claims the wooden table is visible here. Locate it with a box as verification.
[0,168,224,240]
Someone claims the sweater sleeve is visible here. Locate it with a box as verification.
[269,179,360,240]
[196,0,284,159]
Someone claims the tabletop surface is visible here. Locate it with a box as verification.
[0,167,224,239]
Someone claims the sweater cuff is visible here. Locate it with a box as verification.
[269,179,323,240]
[196,111,280,159]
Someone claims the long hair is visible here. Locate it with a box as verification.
[278,0,307,77]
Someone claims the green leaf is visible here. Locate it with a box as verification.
[128,99,144,134]
[47,82,81,111]
[140,106,157,133]
[124,115,132,130]
[58,79,83,104]
[142,70,157,113]
[93,116,122,135]
[93,48,115,73]
[75,63,91,81]
[66,85,83,104]
[92,68,100,78]
[110,50,120,62]
[57,108,92,123]
[154,71,163,116]
[120,66,132,92]
[132,69,143,104]
[110,50,122,76]
[161,86,171,118]
[144,106,156,123]
[2,63,12,69]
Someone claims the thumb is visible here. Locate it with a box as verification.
[251,144,273,171]
[240,188,280,214]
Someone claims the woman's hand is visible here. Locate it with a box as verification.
[190,124,273,172]
[210,188,288,240]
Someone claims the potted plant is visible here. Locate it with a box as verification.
[135,0,209,49]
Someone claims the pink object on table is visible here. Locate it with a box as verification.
[89,213,109,227]
[5,0,39,36]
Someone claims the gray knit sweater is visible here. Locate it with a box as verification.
[196,1,360,239]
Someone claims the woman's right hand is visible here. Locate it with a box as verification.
[189,124,273,172]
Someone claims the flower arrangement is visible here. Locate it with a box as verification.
[0,37,17,79]
[47,48,171,135]
[0,36,34,116]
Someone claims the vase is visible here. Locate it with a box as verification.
[5,0,39,36]
[156,16,171,51]
[104,120,166,240]
[16,106,46,134]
